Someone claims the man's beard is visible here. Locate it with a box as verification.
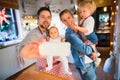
[40,21,50,29]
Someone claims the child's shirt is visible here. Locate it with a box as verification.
[80,16,95,35]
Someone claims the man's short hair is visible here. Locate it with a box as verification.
[37,7,51,19]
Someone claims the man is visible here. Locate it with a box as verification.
[20,7,52,70]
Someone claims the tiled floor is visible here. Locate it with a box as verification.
[7,47,114,80]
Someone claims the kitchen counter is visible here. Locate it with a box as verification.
[0,39,22,49]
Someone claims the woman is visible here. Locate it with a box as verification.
[59,9,97,80]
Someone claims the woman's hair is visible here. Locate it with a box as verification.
[78,0,96,15]
[37,7,51,19]
[59,9,74,20]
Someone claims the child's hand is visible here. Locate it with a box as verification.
[85,40,93,45]
[61,37,66,42]
[90,52,97,60]
[74,25,79,30]
[73,24,79,32]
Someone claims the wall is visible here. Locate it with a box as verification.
[19,0,77,37]
[19,0,37,16]
[36,0,71,13]
[19,0,77,15]
[114,0,120,79]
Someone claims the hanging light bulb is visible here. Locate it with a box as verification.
[75,4,78,11]
[116,5,118,11]
[103,7,107,12]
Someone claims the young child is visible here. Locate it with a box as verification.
[76,0,101,67]
[45,26,72,75]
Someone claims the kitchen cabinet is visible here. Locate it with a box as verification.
[0,44,35,80]
[96,27,111,47]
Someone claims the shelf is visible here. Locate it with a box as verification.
[96,32,110,47]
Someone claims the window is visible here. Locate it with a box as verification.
[99,13,110,26]
[0,8,18,42]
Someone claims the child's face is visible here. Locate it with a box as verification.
[60,12,75,27]
[49,28,59,39]
[79,7,91,19]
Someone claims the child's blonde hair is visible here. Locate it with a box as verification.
[78,0,96,15]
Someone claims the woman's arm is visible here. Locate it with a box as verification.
[66,32,93,55]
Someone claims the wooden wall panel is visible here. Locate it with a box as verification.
[0,0,19,9]
[94,0,112,7]
[77,0,112,7]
